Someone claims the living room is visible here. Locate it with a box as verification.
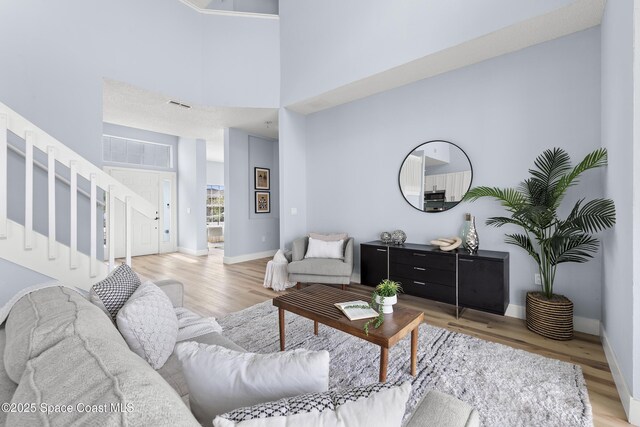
[0,0,638,426]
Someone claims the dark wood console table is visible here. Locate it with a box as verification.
[361,241,509,317]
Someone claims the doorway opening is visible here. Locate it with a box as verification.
[104,167,177,257]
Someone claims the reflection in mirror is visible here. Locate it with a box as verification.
[399,140,472,213]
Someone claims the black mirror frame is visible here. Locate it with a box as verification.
[397,140,473,213]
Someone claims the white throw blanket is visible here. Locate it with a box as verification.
[0,280,66,325]
[263,250,296,292]
[175,307,223,341]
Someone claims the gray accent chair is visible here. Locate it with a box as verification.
[287,236,354,290]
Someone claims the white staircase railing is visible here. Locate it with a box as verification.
[0,101,157,288]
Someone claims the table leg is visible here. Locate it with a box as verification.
[279,308,285,351]
[411,326,418,376]
[314,320,318,335]
[379,347,389,382]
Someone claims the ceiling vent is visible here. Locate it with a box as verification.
[168,100,192,109]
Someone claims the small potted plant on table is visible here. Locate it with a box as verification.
[374,279,403,314]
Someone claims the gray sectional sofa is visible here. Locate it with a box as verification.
[0,282,479,427]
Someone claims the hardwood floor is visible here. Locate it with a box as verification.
[130,250,630,427]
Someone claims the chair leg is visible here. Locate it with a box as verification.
[296,283,301,290]
[341,284,346,291]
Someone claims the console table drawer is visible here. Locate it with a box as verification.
[393,276,455,305]
[389,262,455,287]
[390,248,455,270]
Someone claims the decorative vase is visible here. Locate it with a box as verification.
[380,231,392,244]
[464,215,479,254]
[375,294,397,314]
[391,230,407,245]
[460,213,471,250]
[526,292,574,340]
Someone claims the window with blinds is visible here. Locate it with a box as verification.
[102,135,173,169]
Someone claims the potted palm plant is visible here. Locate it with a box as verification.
[463,148,615,340]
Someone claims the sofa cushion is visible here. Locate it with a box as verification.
[404,389,479,427]
[0,329,17,426]
[175,342,330,425]
[90,264,141,321]
[117,281,178,369]
[288,258,352,277]
[292,237,308,262]
[309,232,348,242]
[5,335,199,427]
[158,332,246,399]
[4,286,126,383]
[213,382,411,427]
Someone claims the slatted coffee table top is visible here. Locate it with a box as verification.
[273,284,424,348]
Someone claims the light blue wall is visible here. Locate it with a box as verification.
[207,161,225,185]
[0,259,53,306]
[224,129,279,258]
[305,28,603,320]
[279,0,579,105]
[178,138,208,254]
[601,0,637,398]
[0,0,279,166]
[278,108,307,247]
[102,122,179,172]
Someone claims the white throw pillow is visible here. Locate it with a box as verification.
[175,342,330,425]
[116,281,178,369]
[212,382,412,427]
[305,237,345,259]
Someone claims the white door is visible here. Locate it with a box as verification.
[105,168,177,257]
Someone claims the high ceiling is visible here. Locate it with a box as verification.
[102,79,278,162]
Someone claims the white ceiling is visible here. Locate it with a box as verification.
[288,0,605,115]
[102,79,278,163]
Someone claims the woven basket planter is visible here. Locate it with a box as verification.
[526,292,574,340]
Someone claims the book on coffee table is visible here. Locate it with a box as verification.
[335,301,379,321]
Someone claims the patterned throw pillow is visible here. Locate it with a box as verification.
[90,264,141,321]
[214,382,411,427]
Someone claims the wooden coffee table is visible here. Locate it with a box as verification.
[273,284,425,382]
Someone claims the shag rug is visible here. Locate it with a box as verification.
[218,301,592,427]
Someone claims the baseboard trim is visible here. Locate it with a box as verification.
[223,249,278,264]
[177,247,209,257]
[601,326,640,424]
[504,303,600,336]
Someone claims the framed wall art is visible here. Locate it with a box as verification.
[255,167,270,190]
[255,191,270,213]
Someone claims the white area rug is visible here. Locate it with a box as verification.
[218,301,592,427]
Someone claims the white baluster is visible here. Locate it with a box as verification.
[24,131,34,249]
[90,174,97,277]
[0,114,7,239]
[108,186,115,271]
[47,146,56,259]
[125,196,132,267]
[69,161,78,269]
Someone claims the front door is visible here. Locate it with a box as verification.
[105,168,177,257]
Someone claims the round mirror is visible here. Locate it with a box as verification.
[398,140,473,213]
